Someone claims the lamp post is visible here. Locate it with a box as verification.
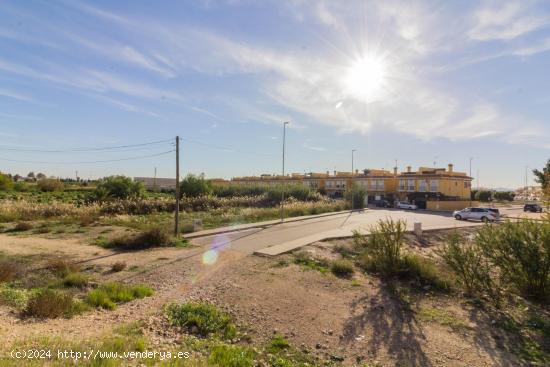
[469,157,473,206]
[280,121,289,222]
[351,149,356,210]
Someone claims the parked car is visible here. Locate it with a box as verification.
[373,199,392,208]
[453,208,497,222]
[395,201,418,210]
[524,203,543,213]
[480,207,500,219]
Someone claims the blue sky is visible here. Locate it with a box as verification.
[0,0,549,188]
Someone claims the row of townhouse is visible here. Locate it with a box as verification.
[215,164,472,209]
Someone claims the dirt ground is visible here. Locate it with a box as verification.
[0,227,533,366]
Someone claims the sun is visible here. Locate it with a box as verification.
[343,56,387,101]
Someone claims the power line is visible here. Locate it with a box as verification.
[179,136,277,157]
[0,138,173,153]
[0,150,175,164]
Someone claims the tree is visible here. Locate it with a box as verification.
[533,159,550,190]
[37,178,63,192]
[27,172,35,178]
[474,190,492,202]
[0,173,13,191]
[93,176,145,201]
[493,191,515,201]
[36,173,46,179]
[345,183,367,209]
[180,174,213,198]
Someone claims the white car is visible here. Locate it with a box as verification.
[453,208,496,222]
[395,201,418,210]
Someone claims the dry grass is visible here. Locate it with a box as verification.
[111,261,127,272]
[47,259,81,278]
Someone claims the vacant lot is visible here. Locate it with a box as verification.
[0,222,548,366]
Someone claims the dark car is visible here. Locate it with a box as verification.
[524,203,543,213]
[373,199,392,208]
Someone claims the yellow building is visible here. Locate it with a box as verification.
[213,163,472,209]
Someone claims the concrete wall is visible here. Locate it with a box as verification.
[427,200,479,211]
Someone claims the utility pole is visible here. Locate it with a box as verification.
[154,167,157,191]
[75,170,78,182]
[175,136,180,236]
[525,165,529,200]
[280,122,289,222]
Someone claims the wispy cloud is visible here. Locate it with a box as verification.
[0,88,35,103]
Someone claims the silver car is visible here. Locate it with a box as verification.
[453,208,496,222]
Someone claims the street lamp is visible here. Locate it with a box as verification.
[469,157,473,206]
[351,149,356,210]
[280,121,289,222]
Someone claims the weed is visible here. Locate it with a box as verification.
[165,302,236,339]
[111,261,126,272]
[47,259,81,278]
[400,254,452,292]
[0,286,32,310]
[267,335,291,354]
[293,251,330,273]
[417,307,470,331]
[208,344,254,367]
[99,226,174,250]
[330,259,354,278]
[86,282,153,310]
[63,272,89,288]
[12,222,33,232]
[24,289,86,318]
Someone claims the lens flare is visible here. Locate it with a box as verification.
[202,249,219,265]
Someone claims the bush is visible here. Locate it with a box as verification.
[438,232,494,296]
[493,191,515,201]
[0,286,31,310]
[474,190,492,202]
[354,219,406,276]
[267,335,291,354]
[476,220,550,300]
[63,272,89,288]
[86,282,153,310]
[400,254,452,291]
[93,176,145,201]
[13,182,30,192]
[0,173,13,191]
[208,344,254,367]
[165,302,236,339]
[37,178,63,192]
[111,261,127,272]
[330,259,354,278]
[101,226,171,251]
[180,174,213,198]
[47,259,81,278]
[345,183,367,209]
[0,260,24,282]
[12,222,33,232]
[24,289,84,318]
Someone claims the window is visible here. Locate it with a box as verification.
[377,180,384,190]
[464,181,471,188]
[399,180,406,191]
[419,180,427,192]
[407,179,415,191]
[430,180,439,192]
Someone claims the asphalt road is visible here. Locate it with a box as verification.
[191,208,484,255]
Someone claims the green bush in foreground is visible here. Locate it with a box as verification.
[100,226,173,251]
[63,272,89,288]
[208,344,254,367]
[86,282,153,310]
[330,259,354,278]
[24,289,87,318]
[165,302,236,339]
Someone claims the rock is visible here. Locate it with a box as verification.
[330,355,345,362]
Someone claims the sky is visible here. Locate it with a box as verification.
[0,0,549,188]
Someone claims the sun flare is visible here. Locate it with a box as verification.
[343,56,387,101]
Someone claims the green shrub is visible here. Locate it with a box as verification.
[474,190,492,202]
[93,176,145,201]
[180,174,213,198]
[400,254,452,292]
[345,183,367,209]
[476,220,550,300]
[24,289,85,318]
[86,282,153,310]
[47,259,81,278]
[354,219,406,276]
[330,259,354,278]
[208,344,254,367]
[165,302,236,339]
[0,286,31,310]
[101,226,171,250]
[0,173,13,191]
[267,335,291,354]
[37,178,63,192]
[438,232,494,296]
[63,272,89,288]
[293,251,330,273]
